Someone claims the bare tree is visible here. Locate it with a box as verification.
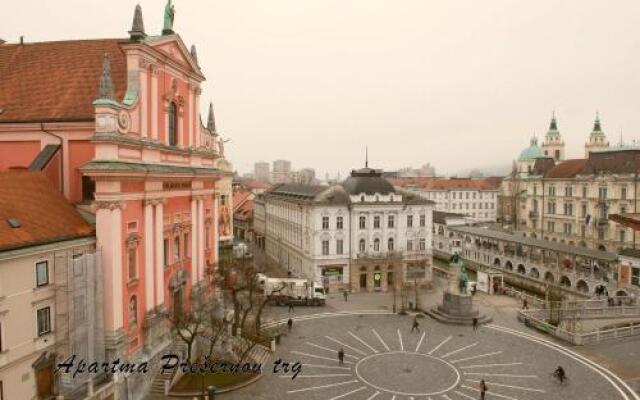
[164,286,211,361]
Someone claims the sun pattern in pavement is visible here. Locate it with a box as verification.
[283,326,544,400]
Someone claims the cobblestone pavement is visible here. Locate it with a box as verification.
[225,290,639,400]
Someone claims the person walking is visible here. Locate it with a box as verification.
[288,302,295,314]
[479,379,488,400]
[411,316,420,333]
[522,298,528,310]
[338,348,345,365]
[343,290,349,302]
[472,317,479,331]
[287,318,293,332]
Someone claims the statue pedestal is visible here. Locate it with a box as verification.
[425,290,492,326]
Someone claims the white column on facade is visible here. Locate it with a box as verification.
[96,202,123,332]
[154,200,165,307]
[191,197,199,285]
[177,107,184,147]
[213,194,220,264]
[150,65,159,141]
[194,88,201,148]
[144,201,155,311]
[187,86,194,148]
[139,65,148,138]
[198,199,206,281]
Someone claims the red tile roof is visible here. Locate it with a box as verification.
[544,159,588,179]
[232,190,253,212]
[0,39,127,123]
[235,199,254,220]
[0,170,94,251]
[240,180,271,190]
[391,177,502,190]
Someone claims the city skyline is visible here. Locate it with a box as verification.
[2,0,640,176]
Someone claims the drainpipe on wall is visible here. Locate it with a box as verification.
[347,204,352,291]
[39,123,65,195]
[634,171,638,249]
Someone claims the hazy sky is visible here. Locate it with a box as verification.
[2,1,640,177]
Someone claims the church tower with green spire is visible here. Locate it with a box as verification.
[542,111,565,161]
[585,112,610,157]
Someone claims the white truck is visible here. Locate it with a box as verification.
[256,274,326,306]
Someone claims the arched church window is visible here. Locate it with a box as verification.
[168,102,178,146]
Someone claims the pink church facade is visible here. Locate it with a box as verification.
[0,3,233,371]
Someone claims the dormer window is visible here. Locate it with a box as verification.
[390,195,394,202]
[168,102,178,146]
[361,195,365,202]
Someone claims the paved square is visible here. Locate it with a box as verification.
[227,312,638,400]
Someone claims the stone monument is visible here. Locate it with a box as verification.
[425,253,492,325]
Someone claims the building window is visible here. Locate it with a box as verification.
[174,236,180,262]
[419,238,426,250]
[359,239,366,253]
[582,186,587,198]
[564,223,572,235]
[336,239,343,255]
[374,238,381,252]
[37,306,51,337]
[407,240,413,251]
[547,221,555,233]
[184,233,190,258]
[0,381,3,400]
[407,215,413,228]
[36,261,49,287]
[81,176,95,203]
[128,246,137,281]
[581,225,586,237]
[420,214,426,227]
[621,187,627,200]
[453,193,457,199]
[388,215,395,228]
[373,215,381,229]
[598,187,608,200]
[565,186,573,197]
[359,216,366,229]
[564,203,573,216]
[163,239,169,266]
[632,267,640,287]
[581,204,587,218]
[129,296,138,326]
[598,228,605,241]
[549,186,556,196]
[322,216,329,230]
[168,102,178,146]
[620,230,626,243]
[388,238,394,251]
[322,240,329,255]
[336,216,343,230]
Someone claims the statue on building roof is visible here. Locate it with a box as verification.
[162,0,175,35]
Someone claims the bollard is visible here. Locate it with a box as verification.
[208,385,217,400]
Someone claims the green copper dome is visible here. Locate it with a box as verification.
[518,136,543,161]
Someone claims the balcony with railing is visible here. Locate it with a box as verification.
[355,250,430,261]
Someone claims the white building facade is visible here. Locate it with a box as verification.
[254,167,434,292]
[393,178,501,222]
